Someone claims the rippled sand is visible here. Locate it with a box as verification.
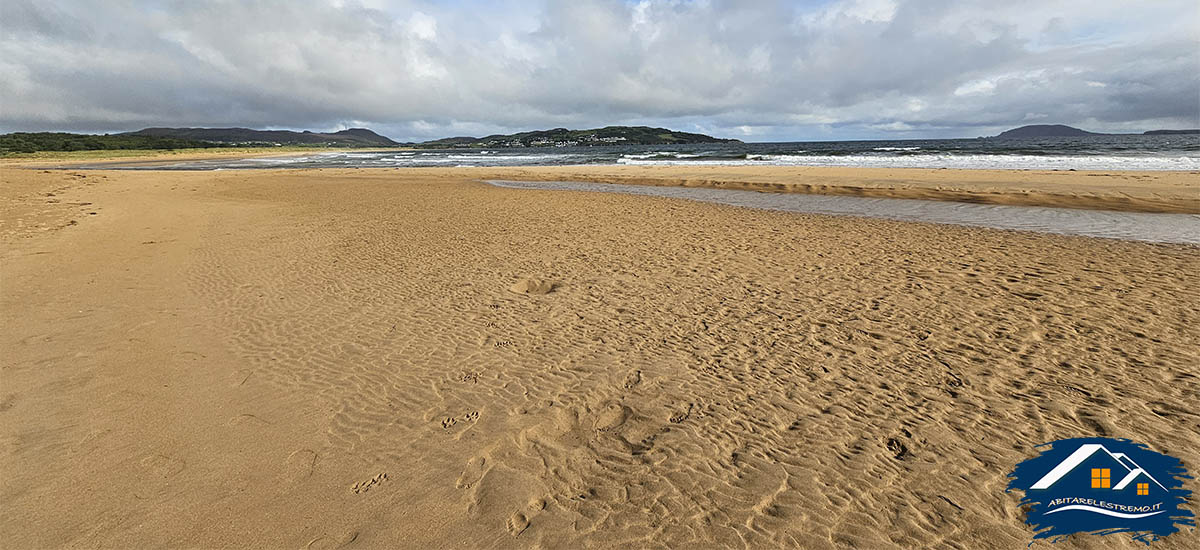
[3,167,1198,548]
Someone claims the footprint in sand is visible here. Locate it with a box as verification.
[886,437,910,460]
[140,453,186,478]
[228,413,272,426]
[622,369,642,389]
[669,403,695,424]
[508,278,555,295]
[506,512,530,536]
[593,401,630,432]
[305,530,360,550]
[455,456,487,490]
[282,449,318,483]
[507,496,548,537]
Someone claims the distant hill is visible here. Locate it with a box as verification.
[124,127,398,146]
[994,125,1104,139]
[1144,129,1200,135]
[417,126,740,148]
[1,132,221,154]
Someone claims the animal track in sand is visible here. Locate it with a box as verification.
[352,473,388,494]
[442,411,480,429]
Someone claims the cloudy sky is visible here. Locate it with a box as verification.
[2,0,1197,142]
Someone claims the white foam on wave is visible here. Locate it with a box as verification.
[617,153,1200,171]
[242,156,314,165]
[442,153,577,164]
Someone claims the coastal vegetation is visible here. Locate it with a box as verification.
[416,126,741,148]
[1,128,397,156]
[0,132,220,155]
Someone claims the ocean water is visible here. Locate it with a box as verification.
[97,134,1200,171]
[486,180,1200,245]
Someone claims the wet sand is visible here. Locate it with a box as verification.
[471,165,1200,214]
[2,166,1198,548]
[486,179,1200,244]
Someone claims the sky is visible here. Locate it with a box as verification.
[1,0,1197,142]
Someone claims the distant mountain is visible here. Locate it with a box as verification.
[417,126,740,148]
[994,125,1104,139]
[123,127,398,146]
[1144,129,1200,135]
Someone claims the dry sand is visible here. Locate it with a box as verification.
[2,165,1198,548]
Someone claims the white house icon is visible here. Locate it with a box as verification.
[1031,443,1167,492]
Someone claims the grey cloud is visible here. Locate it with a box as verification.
[1,0,1196,141]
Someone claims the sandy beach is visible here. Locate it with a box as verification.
[2,164,1198,548]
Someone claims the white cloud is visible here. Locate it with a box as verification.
[954,79,996,96]
[407,11,437,41]
[0,0,1196,141]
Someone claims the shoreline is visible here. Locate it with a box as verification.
[11,158,1197,213]
[464,165,1200,214]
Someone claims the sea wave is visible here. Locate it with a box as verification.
[123,135,1200,172]
[616,153,1200,171]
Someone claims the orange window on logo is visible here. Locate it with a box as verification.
[1091,468,1111,488]
[1138,483,1149,495]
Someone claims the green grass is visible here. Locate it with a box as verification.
[0,132,409,158]
[1,145,402,161]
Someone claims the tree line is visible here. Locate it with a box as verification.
[0,132,222,154]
